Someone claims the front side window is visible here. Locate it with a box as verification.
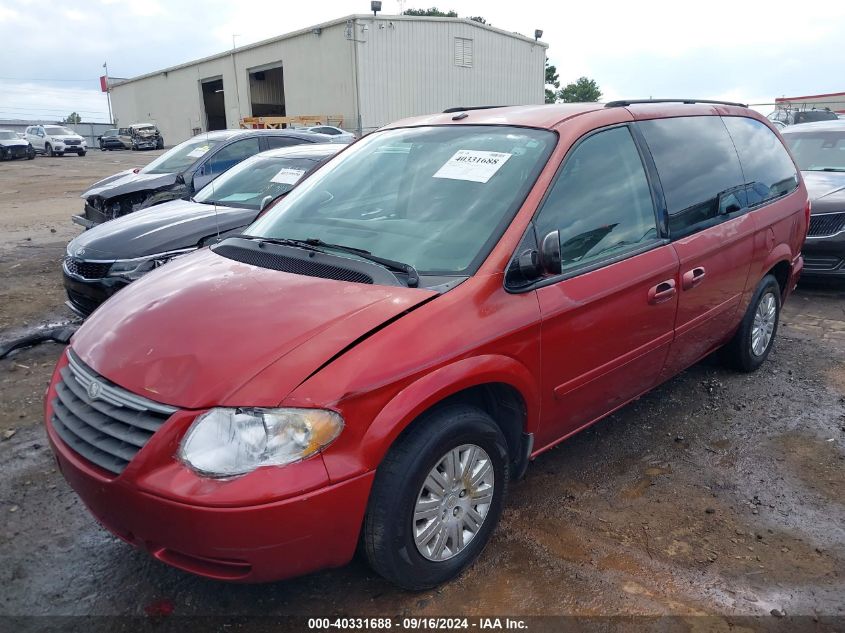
[722,116,799,206]
[783,129,845,172]
[535,126,659,273]
[638,116,745,239]
[248,125,556,275]
[204,138,261,175]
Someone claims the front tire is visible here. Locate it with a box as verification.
[363,405,509,590]
[46,143,54,157]
[78,150,86,157]
[723,274,781,372]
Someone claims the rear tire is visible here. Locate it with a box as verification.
[723,274,781,372]
[363,405,509,590]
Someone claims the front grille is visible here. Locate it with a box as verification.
[214,243,374,284]
[9,146,27,158]
[808,212,845,238]
[50,350,177,475]
[64,257,112,280]
[64,139,81,146]
[803,255,842,271]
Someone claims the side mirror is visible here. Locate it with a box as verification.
[540,230,562,275]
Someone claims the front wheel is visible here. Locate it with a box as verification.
[78,150,86,157]
[723,274,781,372]
[363,405,509,590]
[46,143,54,157]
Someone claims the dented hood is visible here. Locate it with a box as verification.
[71,249,435,409]
[81,169,179,201]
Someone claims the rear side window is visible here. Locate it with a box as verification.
[722,117,798,207]
[266,136,308,149]
[205,138,261,175]
[535,126,659,273]
[638,116,745,239]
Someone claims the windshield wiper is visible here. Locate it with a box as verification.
[230,235,420,287]
[301,238,419,288]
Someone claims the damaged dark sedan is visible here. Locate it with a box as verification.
[73,129,339,228]
[63,143,343,316]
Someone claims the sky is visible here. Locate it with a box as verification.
[2,0,844,123]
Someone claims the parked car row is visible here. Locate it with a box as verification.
[46,101,813,591]
[98,123,165,151]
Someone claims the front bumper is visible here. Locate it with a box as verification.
[44,358,373,582]
[801,232,845,278]
[62,269,126,317]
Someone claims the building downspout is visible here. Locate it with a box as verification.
[350,18,363,137]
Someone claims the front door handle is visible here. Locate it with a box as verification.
[682,266,706,290]
[648,279,676,304]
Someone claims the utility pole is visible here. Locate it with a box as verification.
[231,34,243,125]
[103,61,113,125]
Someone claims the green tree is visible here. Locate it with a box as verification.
[64,112,82,124]
[403,7,458,17]
[544,58,560,104]
[558,77,602,103]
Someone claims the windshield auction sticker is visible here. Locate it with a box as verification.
[271,167,306,185]
[433,150,512,183]
[187,145,210,158]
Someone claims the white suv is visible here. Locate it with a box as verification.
[25,125,87,157]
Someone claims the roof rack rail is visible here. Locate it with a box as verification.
[605,98,748,108]
[442,105,510,113]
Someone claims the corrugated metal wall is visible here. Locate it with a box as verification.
[355,17,546,133]
[109,16,546,144]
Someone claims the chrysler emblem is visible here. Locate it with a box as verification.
[87,380,102,400]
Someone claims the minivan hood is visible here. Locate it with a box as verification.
[71,249,436,409]
[802,170,845,204]
[82,169,179,201]
[67,198,257,259]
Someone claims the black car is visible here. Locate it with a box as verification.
[782,121,845,278]
[0,129,35,160]
[63,143,343,316]
[98,129,124,151]
[73,129,341,228]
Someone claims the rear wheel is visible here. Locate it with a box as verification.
[723,274,781,372]
[363,405,509,590]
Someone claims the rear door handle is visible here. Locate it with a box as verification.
[648,279,676,304]
[682,266,706,290]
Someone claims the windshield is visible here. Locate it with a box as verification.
[784,130,845,171]
[194,154,323,209]
[134,126,156,134]
[140,136,225,175]
[46,126,73,136]
[247,125,556,275]
[0,131,17,140]
[103,129,118,137]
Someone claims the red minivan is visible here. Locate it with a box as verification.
[45,100,808,589]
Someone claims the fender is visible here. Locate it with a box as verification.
[740,241,793,314]
[345,354,540,478]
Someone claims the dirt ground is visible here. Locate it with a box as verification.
[0,151,843,627]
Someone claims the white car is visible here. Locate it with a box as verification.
[25,124,87,157]
[305,125,356,142]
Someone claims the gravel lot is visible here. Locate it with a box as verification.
[0,150,843,626]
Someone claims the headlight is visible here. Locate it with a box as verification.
[107,249,194,281]
[179,407,344,477]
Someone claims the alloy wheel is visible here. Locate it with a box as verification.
[413,444,494,562]
[751,291,777,356]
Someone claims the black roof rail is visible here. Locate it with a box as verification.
[605,98,748,108]
[442,105,510,113]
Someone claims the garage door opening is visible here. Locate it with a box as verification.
[249,66,285,117]
[201,78,226,131]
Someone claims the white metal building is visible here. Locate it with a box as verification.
[110,14,547,145]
